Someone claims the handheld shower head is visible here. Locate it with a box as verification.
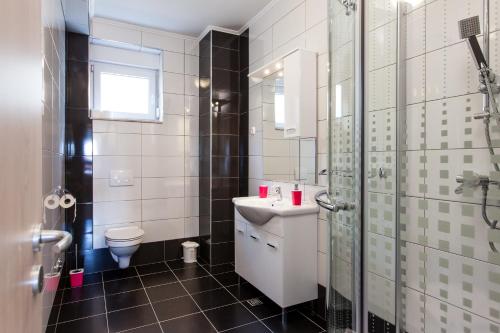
[459,16,487,70]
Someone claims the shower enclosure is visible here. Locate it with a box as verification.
[324,0,500,332]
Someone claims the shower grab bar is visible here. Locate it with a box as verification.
[314,190,354,212]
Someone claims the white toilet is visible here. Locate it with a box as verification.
[105,226,145,269]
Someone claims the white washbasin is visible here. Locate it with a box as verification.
[232,196,319,225]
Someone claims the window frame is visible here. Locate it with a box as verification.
[89,41,163,123]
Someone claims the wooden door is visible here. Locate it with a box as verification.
[0,0,43,331]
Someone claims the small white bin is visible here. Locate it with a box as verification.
[182,241,199,263]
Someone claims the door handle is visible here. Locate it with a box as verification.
[250,234,259,240]
[314,190,354,212]
[32,224,73,253]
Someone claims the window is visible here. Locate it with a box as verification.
[90,40,163,122]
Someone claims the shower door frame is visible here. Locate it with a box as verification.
[326,0,365,331]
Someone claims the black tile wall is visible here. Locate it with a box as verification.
[199,29,249,266]
[65,32,92,256]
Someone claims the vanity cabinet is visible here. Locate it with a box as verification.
[234,209,318,308]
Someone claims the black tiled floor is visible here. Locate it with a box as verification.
[243,296,282,319]
[105,289,149,312]
[181,276,222,294]
[167,259,199,270]
[62,283,104,303]
[124,323,163,333]
[161,312,216,333]
[107,304,157,333]
[227,283,264,301]
[172,265,210,280]
[191,288,238,310]
[152,295,200,321]
[225,321,272,333]
[104,276,143,294]
[55,314,107,333]
[204,303,256,331]
[136,262,169,275]
[58,297,106,322]
[146,282,187,302]
[140,271,177,287]
[213,271,240,286]
[48,262,325,333]
[103,267,137,281]
[262,311,324,333]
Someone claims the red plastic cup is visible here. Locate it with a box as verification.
[69,269,84,288]
[291,190,302,206]
[259,185,268,198]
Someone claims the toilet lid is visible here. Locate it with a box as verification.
[105,226,144,241]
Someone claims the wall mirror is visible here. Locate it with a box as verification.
[251,49,318,185]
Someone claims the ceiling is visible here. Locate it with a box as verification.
[93,0,274,37]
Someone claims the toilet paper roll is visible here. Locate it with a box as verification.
[44,194,60,210]
[60,194,76,209]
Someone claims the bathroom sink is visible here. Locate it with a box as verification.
[232,197,319,225]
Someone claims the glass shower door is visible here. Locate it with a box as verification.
[323,0,363,331]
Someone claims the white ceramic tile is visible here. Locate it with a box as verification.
[142,114,184,136]
[142,156,184,177]
[163,51,184,74]
[184,217,199,237]
[184,39,199,56]
[163,72,184,94]
[184,54,199,76]
[142,32,184,53]
[93,178,141,202]
[142,177,185,199]
[184,177,199,197]
[93,133,141,156]
[93,120,141,134]
[406,55,425,104]
[141,135,184,157]
[306,0,327,29]
[92,21,141,45]
[305,20,328,55]
[184,95,199,116]
[249,28,272,65]
[406,6,426,58]
[184,75,199,97]
[368,21,397,70]
[272,34,306,60]
[142,218,185,242]
[185,116,199,137]
[317,218,328,254]
[184,196,199,217]
[272,3,306,48]
[93,156,141,179]
[162,93,185,115]
[367,272,396,323]
[425,294,499,333]
[249,85,263,110]
[142,198,185,220]
[93,200,141,225]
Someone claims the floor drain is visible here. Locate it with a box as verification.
[246,298,263,307]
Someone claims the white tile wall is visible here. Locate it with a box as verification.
[367,0,500,330]
[247,0,329,287]
[91,18,199,249]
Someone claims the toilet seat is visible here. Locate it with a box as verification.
[105,226,144,247]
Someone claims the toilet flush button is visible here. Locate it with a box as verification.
[110,170,133,187]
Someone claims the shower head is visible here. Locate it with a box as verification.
[458,16,487,70]
[458,16,481,39]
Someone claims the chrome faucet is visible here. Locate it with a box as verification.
[272,185,283,202]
